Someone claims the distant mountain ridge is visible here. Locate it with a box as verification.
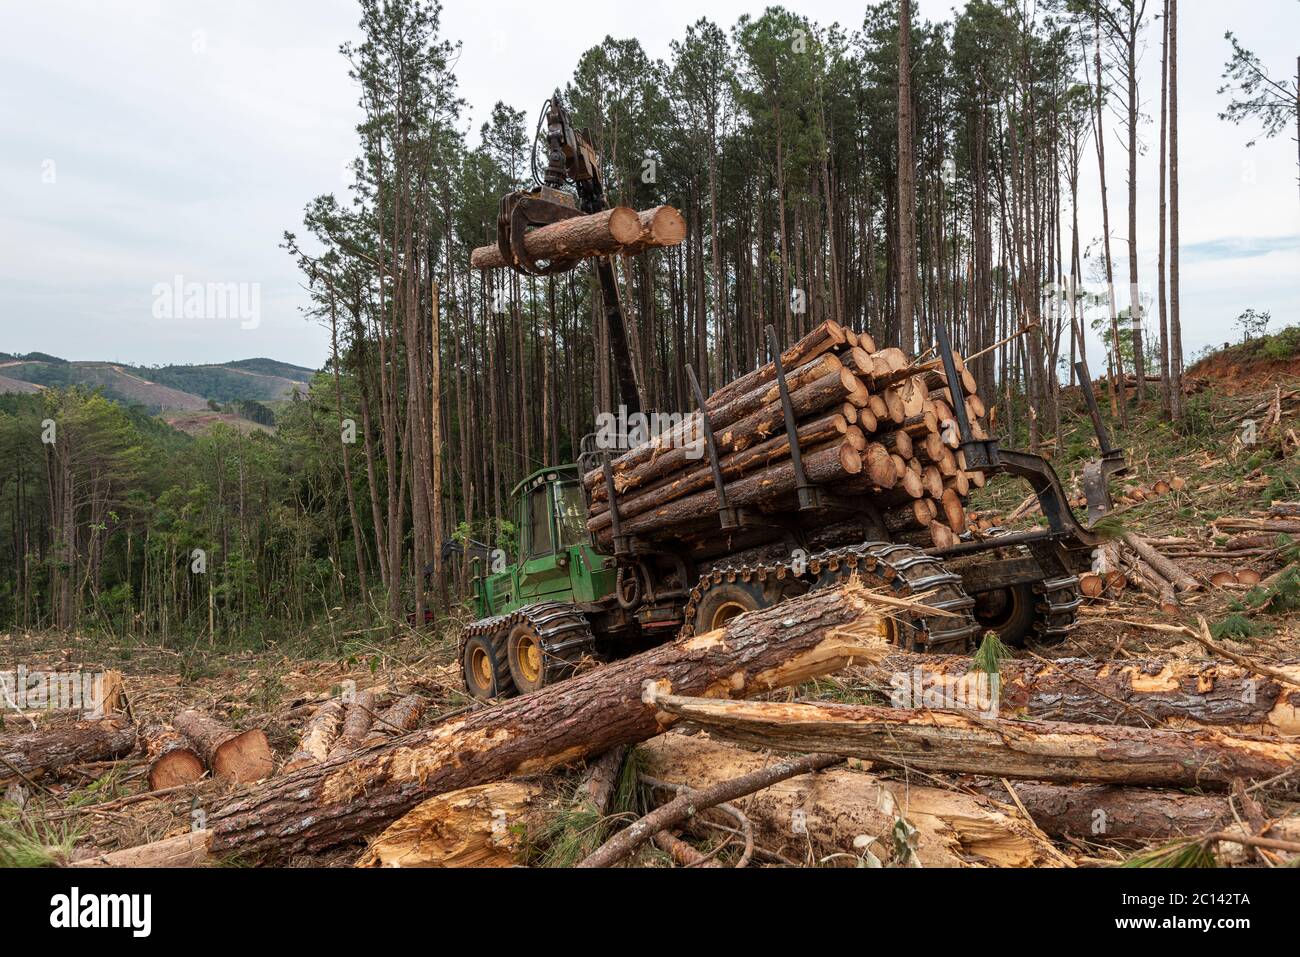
[0,353,316,411]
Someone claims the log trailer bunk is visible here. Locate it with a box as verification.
[458,92,1126,701]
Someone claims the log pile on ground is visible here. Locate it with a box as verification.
[1075,515,1298,608]
[583,320,991,550]
[11,365,1297,871]
[172,710,274,784]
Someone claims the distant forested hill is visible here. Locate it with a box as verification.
[0,354,314,409]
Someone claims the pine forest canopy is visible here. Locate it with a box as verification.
[0,0,1225,640]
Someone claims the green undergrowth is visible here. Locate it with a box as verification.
[526,747,648,868]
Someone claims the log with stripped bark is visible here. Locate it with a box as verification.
[354,780,547,868]
[284,698,346,772]
[637,733,1070,867]
[650,694,1300,791]
[327,690,377,759]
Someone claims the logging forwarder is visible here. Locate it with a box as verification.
[454,91,1119,701]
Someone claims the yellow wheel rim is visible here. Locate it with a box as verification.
[709,600,750,631]
[470,646,493,690]
[516,632,542,685]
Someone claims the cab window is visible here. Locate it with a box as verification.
[526,485,554,558]
[555,482,588,547]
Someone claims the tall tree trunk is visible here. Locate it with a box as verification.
[1125,25,1146,401]
[1168,0,1185,420]
[1089,13,1127,427]
[896,0,918,353]
[1156,0,1172,416]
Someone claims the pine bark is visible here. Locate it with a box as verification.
[470,207,683,270]
[0,719,135,781]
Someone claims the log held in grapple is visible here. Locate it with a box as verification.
[470,205,686,270]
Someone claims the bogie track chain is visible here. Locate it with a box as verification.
[1032,574,1083,641]
[681,541,981,653]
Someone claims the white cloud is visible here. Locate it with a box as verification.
[0,0,1296,369]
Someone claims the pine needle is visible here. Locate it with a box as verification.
[0,814,78,868]
[1121,838,1217,869]
[1090,513,1127,540]
[973,631,1012,675]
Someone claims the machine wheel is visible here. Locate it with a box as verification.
[461,631,513,701]
[498,602,597,696]
[507,620,549,695]
[806,543,979,654]
[1028,576,1082,646]
[973,576,1081,647]
[688,578,773,635]
[973,584,1037,646]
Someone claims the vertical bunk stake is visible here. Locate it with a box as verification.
[685,364,738,530]
[765,324,822,511]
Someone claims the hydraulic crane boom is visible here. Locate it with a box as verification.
[494,91,642,415]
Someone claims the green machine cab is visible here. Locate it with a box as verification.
[458,463,670,701]
[471,465,616,618]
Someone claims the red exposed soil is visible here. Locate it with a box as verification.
[1188,352,1300,395]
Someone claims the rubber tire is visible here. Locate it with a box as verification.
[462,632,514,701]
[690,579,771,635]
[973,584,1037,647]
[506,622,547,696]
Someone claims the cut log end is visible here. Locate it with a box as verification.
[148,749,205,791]
[213,729,274,784]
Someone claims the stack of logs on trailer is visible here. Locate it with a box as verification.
[583,319,991,553]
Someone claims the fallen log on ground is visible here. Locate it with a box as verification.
[1122,532,1201,592]
[577,747,627,814]
[356,746,629,869]
[328,690,376,758]
[653,827,715,866]
[971,781,1300,844]
[143,725,205,790]
[469,205,683,270]
[78,831,214,868]
[173,710,273,785]
[651,694,1300,792]
[89,583,893,865]
[362,693,427,747]
[864,653,1300,734]
[636,733,1071,867]
[283,698,346,772]
[0,718,136,781]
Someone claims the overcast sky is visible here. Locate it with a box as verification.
[1,0,1296,372]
